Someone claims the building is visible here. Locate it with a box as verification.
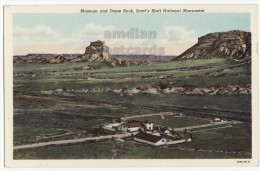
[134,132,167,146]
[121,120,142,132]
[103,122,122,132]
[143,120,154,131]
[122,120,154,132]
[103,118,124,132]
[153,126,171,136]
[85,40,110,55]
[134,131,191,146]
[211,117,225,123]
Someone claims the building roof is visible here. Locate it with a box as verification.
[125,122,142,128]
[140,123,146,128]
[160,127,170,132]
[154,126,170,134]
[135,132,164,143]
[124,119,154,128]
[127,120,142,124]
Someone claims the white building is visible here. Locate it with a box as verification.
[153,126,171,136]
[122,120,154,132]
[144,120,154,131]
[103,118,124,132]
[103,122,122,132]
[121,120,142,132]
[134,132,167,146]
[134,132,192,146]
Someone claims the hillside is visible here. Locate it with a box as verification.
[175,30,251,62]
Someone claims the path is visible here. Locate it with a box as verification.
[14,133,132,150]
[122,112,171,119]
[173,121,232,131]
[191,125,232,133]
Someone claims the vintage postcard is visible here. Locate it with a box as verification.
[3,4,259,167]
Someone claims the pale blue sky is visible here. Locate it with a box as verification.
[13,13,250,55]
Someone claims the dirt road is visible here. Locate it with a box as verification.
[122,112,171,120]
[14,133,132,150]
[173,121,232,131]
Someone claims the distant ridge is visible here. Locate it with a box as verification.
[13,40,149,66]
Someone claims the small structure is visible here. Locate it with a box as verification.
[171,113,183,117]
[134,132,167,146]
[153,126,171,136]
[211,118,224,123]
[103,118,124,132]
[103,123,122,132]
[144,120,154,131]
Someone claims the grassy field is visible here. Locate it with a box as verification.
[14,74,251,90]
[13,58,252,159]
[72,92,252,112]
[14,58,251,94]
[92,58,226,73]
[14,58,226,73]
[176,123,251,152]
[13,124,251,159]
[13,92,251,145]
[13,141,247,159]
[13,61,111,73]
[136,115,209,128]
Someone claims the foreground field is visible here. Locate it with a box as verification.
[14,123,251,159]
[13,58,252,159]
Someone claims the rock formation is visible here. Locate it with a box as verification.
[13,55,67,64]
[71,40,120,66]
[49,55,67,64]
[175,30,251,62]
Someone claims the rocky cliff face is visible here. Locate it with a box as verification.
[70,40,120,66]
[176,30,251,62]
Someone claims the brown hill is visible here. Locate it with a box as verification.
[13,55,67,64]
[175,30,251,62]
[49,55,67,64]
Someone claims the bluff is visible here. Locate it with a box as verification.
[175,30,251,62]
[71,40,120,66]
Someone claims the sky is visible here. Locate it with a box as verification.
[13,13,250,55]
